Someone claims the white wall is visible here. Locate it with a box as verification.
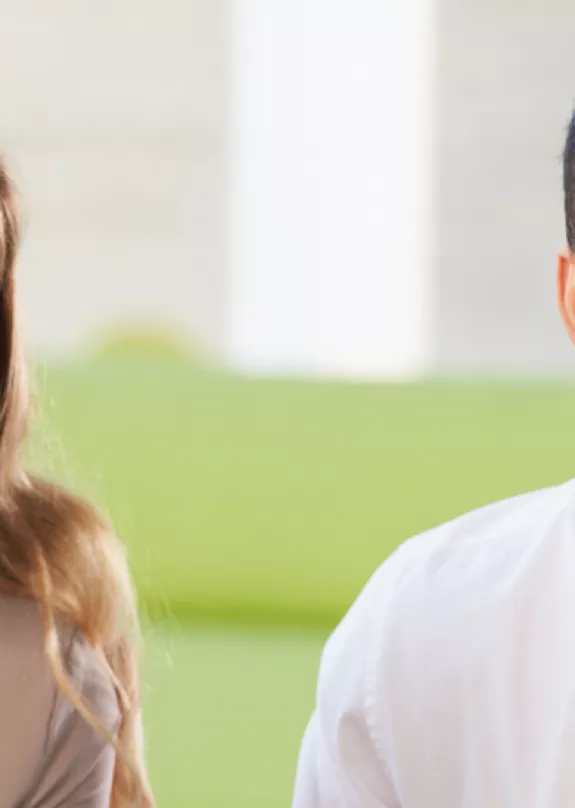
[0,1,226,358]
[226,0,435,379]
[2,1,574,375]
[435,0,575,374]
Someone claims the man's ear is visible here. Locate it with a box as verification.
[557,249,575,344]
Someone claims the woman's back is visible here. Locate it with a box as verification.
[0,594,119,808]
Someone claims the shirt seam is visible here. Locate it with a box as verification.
[43,623,82,757]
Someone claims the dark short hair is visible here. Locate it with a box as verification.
[564,111,575,250]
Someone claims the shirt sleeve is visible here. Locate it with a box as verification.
[292,564,402,808]
[27,629,121,808]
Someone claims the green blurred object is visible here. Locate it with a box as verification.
[143,622,325,807]
[30,361,575,627]
[91,324,201,364]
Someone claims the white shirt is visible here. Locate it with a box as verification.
[293,479,575,808]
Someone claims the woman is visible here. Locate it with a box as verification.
[0,163,154,807]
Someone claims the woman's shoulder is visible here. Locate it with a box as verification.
[0,593,57,716]
[0,593,119,728]
[0,591,46,646]
[0,593,94,685]
[0,594,67,803]
[0,593,120,806]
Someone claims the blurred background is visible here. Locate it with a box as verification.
[2,1,575,805]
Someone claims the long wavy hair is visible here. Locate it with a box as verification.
[0,159,154,807]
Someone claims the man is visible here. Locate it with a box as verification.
[293,112,575,808]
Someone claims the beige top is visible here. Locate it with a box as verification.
[0,594,119,808]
